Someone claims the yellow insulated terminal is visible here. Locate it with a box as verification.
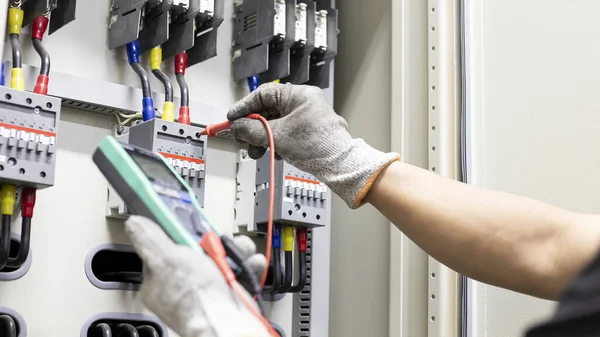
[162,101,175,122]
[150,47,163,71]
[8,7,24,35]
[0,185,16,216]
[283,227,294,251]
[11,68,24,91]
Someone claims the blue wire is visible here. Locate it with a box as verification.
[126,40,155,121]
[247,75,260,92]
[0,62,5,86]
[272,224,281,249]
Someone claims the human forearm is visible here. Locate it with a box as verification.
[367,161,600,299]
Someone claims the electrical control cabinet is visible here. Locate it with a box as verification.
[0,86,60,189]
[235,149,329,233]
[128,119,208,207]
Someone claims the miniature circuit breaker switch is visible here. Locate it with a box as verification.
[0,86,61,189]
[128,119,208,207]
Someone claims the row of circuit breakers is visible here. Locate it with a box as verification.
[108,0,338,89]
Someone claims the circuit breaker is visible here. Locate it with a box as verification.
[235,149,329,233]
[128,119,208,207]
[232,0,297,81]
[0,86,61,189]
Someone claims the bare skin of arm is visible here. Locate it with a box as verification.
[366,161,600,300]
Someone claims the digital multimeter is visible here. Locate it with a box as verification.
[92,135,217,251]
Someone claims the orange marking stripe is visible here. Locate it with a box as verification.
[0,122,56,137]
[285,175,321,185]
[159,152,205,164]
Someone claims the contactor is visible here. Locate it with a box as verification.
[128,119,208,207]
[234,149,329,233]
[0,86,60,189]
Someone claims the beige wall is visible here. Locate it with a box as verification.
[330,0,393,336]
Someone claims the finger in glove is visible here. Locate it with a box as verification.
[227,83,293,120]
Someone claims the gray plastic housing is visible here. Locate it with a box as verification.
[128,119,207,207]
[0,86,60,189]
[254,150,329,230]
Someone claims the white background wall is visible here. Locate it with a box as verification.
[463,0,600,336]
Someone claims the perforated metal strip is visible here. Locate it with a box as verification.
[292,230,312,337]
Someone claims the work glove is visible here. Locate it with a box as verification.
[124,215,271,337]
[228,83,400,208]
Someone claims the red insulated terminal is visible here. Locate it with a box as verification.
[174,52,188,75]
[34,75,49,95]
[32,15,49,41]
[297,228,308,253]
[21,188,37,218]
[178,106,191,125]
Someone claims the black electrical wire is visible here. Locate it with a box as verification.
[32,38,50,76]
[176,73,189,107]
[271,322,286,337]
[266,247,282,294]
[115,323,139,337]
[0,315,16,337]
[151,69,173,102]
[9,34,22,69]
[93,323,112,337]
[287,252,307,293]
[136,325,159,337]
[280,251,293,292]
[130,62,152,99]
[221,235,266,315]
[5,217,30,268]
[0,215,11,269]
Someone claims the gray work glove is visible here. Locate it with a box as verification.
[124,216,271,337]
[228,83,400,208]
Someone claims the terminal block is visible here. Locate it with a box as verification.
[0,86,60,189]
[128,119,208,207]
[232,0,297,81]
[307,3,338,89]
[22,0,77,35]
[234,149,329,233]
[186,0,225,66]
[282,0,316,84]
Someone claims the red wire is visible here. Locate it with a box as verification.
[200,114,273,289]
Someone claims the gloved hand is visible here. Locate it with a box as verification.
[124,215,271,337]
[228,83,400,208]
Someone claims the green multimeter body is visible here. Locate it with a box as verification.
[92,136,220,251]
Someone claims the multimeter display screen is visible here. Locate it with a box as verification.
[127,150,185,190]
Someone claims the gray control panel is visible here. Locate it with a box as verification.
[254,149,329,230]
[0,86,61,189]
[128,119,208,207]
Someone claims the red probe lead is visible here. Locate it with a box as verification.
[201,114,275,290]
